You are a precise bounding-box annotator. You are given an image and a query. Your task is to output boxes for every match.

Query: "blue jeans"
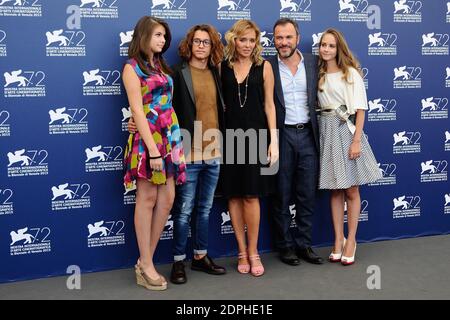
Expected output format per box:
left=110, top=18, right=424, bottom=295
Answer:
left=172, top=160, right=220, bottom=261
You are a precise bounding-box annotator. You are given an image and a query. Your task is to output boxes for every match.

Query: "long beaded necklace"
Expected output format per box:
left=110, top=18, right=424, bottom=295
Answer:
left=236, top=64, right=251, bottom=108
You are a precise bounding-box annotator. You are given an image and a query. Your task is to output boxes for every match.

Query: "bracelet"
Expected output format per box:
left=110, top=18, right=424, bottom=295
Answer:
left=149, top=155, right=162, bottom=159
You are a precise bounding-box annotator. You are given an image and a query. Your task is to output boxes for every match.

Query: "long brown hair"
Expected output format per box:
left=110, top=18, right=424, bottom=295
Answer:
left=178, top=24, right=224, bottom=67
left=224, top=19, right=264, bottom=68
left=318, top=28, right=361, bottom=91
left=128, top=16, right=172, bottom=75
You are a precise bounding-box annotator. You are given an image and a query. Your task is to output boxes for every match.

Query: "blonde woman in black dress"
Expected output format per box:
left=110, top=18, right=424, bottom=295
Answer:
left=221, top=20, right=278, bottom=277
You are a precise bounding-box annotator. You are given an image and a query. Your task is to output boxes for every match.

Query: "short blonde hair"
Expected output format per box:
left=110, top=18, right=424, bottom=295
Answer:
left=224, top=19, right=264, bottom=67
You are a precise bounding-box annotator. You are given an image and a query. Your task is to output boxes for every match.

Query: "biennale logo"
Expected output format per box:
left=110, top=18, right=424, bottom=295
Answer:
left=151, top=0, right=186, bottom=9
left=311, top=32, right=323, bottom=55
left=10, top=226, right=52, bottom=256
left=119, top=30, right=133, bottom=56
left=338, top=0, right=368, bottom=22
left=4, top=70, right=31, bottom=87
left=220, top=210, right=234, bottom=235
left=0, top=0, right=42, bottom=17
left=368, top=98, right=397, bottom=122
left=7, top=148, right=49, bottom=177
left=420, top=97, right=448, bottom=120
left=260, top=31, right=273, bottom=47
left=368, top=32, right=397, bottom=47
left=0, top=0, right=24, bottom=5
left=368, top=32, right=397, bottom=55
left=83, top=69, right=106, bottom=86
left=85, top=145, right=108, bottom=162
left=51, top=183, right=91, bottom=211
left=260, top=31, right=276, bottom=56
left=338, top=0, right=365, bottom=13
left=49, top=107, right=88, bottom=135
left=421, top=32, right=449, bottom=55
left=49, top=107, right=88, bottom=124
left=10, top=227, right=34, bottom=245
left=420, top=160, right=447, bottom=183
left=393, top=131, right=415, bottom=145
left=46, top=30, right=70, bottom=46
left=217, top=0, right=251, bottom=20
left=160, top=215, right=174, bottom=240
left=82, top=68, right=121, bottom=96
left=77, top=0, right=118, bottom=19
left=87, top=221, right=110, bottom=237
left=221, top=211, right=231, bottom=226
left=7, top=149, right=32, bottom=167
left=422, top=33, right=448, bottom=47
left=393, top=1, right=422, bottom=23
left=150, top=0, right=187, bottom=20
left=279, top=0, right=312, bottom=21
left=123, top=180, right=136, bottom=205
left=49, top=108, right=73, bottom=124
left=280, top=0, right=300, bottom=12
left=369, top=163, right=396, bottom=186
left=46, top=29, right=86, bottom=57
left=52, top=183, right=77, bottom=200
left=87, top=220, right=125, bottom=247
left=393, top=66, right=421, bottom=89
left=79, top=0, right=103, bottom=7
left=368, top=99, right=396, bottom=113
left=3, top=69, right=46, bottom=97
left=394, top=0, right=415, bottom=13
left=78, top=0, right=118, bottom=9
left=393, top=195, right=421, bottom=219
left=119, top=31, right=133, bottom=47
left=121, top=106, right=131, bottom=131
left=393, top=131, right=421, bottom=154
left=0, top=0, right=40, bottom=6
left=85, top=145, right=123, bottom=172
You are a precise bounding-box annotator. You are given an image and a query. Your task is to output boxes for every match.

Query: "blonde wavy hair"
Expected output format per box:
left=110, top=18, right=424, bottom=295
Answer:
left=224, top=19, right=264, bottom=67
left=318, top=28, right=361, bottom=91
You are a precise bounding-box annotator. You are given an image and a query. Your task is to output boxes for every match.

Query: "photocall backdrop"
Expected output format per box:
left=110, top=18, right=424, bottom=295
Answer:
left=1, top=0, right=449, bottom=283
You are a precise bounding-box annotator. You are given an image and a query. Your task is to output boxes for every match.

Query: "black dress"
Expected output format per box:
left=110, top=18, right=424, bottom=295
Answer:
left=221, top=61, right=275, bottom=198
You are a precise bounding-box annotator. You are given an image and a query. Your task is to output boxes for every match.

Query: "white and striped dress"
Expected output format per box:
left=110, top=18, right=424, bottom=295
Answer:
left=318, top=68, right=382, bottom=190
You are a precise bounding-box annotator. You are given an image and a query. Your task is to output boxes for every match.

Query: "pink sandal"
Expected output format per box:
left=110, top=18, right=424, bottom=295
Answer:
left=237, top=252, right=250, bottom=274
left=249, top=254, right=264, bottom=277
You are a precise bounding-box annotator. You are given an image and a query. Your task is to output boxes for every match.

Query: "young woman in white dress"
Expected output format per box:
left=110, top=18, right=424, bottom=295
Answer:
left=317, top=28, right=381, bottom=266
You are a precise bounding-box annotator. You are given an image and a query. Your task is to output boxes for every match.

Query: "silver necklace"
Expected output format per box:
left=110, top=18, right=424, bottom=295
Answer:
left=237, top=72, right=250, bottom=108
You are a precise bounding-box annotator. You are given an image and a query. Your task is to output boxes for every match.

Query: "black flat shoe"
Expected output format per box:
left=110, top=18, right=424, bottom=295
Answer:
left=279, top=247, right=301, bottom=266
left=297, top=247, right=324, bottom=265
left=170, top=261, right=187, bottom=284
left=191, top=255, right=226, bottom=275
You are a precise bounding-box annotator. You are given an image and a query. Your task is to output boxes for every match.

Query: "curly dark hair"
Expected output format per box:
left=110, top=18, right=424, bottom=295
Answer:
left=178, top=24, right=224, bottom=67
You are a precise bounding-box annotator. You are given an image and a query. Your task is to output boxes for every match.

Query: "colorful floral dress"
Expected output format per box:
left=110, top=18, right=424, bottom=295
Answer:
left=123, top=58, right=186, bottom=187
